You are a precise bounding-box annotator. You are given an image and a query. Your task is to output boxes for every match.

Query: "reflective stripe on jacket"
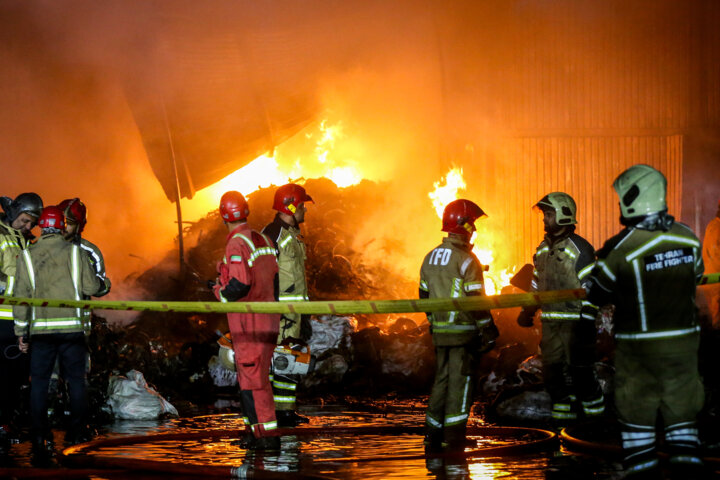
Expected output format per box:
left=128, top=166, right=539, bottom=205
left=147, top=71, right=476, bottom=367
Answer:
left=12, top=233, right=100, bottom=336
left=532, top=230, right=598, bottom=322
left=0, top=219, right=28, bottom=320
left=420, top=236, right=493, bottom=347
left=262, top=215, right=308, bottom=302
left=588, top=221, right=703, bottom=341
left=213, top=223, right=279, bottom=304
left=78, top=238, right=111, bottom=297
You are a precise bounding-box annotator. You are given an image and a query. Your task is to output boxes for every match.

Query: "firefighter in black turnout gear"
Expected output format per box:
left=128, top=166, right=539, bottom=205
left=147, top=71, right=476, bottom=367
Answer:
left=420, top=199, right=498, bottom=451
left=262, top=183, right=314, bottom=427
left=586, top=165, right=706, bottom=479
left=517, top=192, right=605, bottom=424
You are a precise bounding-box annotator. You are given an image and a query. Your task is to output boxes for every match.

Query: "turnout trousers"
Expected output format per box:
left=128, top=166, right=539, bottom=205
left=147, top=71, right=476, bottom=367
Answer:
left=29, top=332, right=87, bottom=440
left=615, top=339, right=704, bottom=477
left=425, top=345, right=475, bottom=446
left=540, top=321, right=604, bottom=421
left=272, top=314, right=302, bottom=412
left=229, top=312, right=279, bottom=438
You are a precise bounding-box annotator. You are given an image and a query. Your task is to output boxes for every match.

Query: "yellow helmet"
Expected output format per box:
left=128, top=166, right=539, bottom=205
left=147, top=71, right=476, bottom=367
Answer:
left=613, top=164, right=667, bottom=219
left=535, top=192, right=577, bottom=225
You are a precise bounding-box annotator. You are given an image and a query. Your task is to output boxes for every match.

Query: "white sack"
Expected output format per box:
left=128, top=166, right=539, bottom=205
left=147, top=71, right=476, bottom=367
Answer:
left=106, top=370, right=178, bottom=420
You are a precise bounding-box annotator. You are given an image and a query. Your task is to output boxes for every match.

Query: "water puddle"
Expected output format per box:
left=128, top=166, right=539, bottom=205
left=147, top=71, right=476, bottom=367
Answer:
left=2, top=405, right=626, bottom=479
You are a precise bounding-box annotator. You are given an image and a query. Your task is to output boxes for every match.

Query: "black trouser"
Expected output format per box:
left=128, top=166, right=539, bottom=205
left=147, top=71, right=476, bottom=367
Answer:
left=0, top=325, right=29, bottom=426
left=29, top=333, right=87, bottom=439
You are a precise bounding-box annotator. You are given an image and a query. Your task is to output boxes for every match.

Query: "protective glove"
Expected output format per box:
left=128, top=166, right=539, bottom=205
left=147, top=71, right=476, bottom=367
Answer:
left=517, top=308, right=536, bottom=327
left=220, top=278, right=251, bottom=302
left=475, top=320, right=499, bottom=354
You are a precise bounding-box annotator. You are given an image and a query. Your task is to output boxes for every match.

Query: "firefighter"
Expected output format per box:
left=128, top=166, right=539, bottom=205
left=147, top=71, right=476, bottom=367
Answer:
left=420, top=199, right=498, bottom=451
left=212, top=191, right=281, bottom=450
left=262, top=183, right=313, bottom=427
left=59, top=198, right=111, bottom=299
left=516, top=192, right=605, bottom=424
left=701, top=199, right=720, bottom=328
left=0, top=193, right=42, bottom=440
left=12, top=206, right=102, bottom=464
left=586, top=165, right=706, bottom=478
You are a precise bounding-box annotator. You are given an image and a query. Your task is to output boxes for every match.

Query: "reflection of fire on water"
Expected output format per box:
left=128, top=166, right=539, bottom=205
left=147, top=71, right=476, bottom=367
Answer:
left=428, top=167, right=514, bottom=295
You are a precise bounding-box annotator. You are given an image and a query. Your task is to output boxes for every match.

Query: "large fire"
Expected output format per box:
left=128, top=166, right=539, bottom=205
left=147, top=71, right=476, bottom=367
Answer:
left=428, top=167, right=514, bottom=295
left=183, top=119, right=513, bottom=298
left=180, top=120, right=364, bottom=220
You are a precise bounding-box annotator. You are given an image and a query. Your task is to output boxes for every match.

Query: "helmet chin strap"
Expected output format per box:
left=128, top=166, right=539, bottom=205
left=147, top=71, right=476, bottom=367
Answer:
left=621, top=210, right=674, bottom=231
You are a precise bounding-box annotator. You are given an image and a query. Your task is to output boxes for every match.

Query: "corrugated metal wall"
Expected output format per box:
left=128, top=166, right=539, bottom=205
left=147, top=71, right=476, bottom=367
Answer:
left=472, top=136, right=683, bottom=268
left=443, top=0, right=714, bottom=270
left=493, top=0, right=696, bottom=131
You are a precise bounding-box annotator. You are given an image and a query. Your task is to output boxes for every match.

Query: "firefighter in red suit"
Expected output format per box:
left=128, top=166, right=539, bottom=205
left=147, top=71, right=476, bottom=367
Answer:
left=212, top=191, right=281, bottom=450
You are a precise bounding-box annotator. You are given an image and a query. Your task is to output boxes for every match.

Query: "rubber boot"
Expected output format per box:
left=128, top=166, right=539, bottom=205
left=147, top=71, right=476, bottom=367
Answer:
left=276, top=410, right=309, bottom=427
left=31, top=436, right=54, bottom=468
left=231, top=432, right=257, bottom=449
left=443, top=426, right=473, bottom=452
left=423, top=428, right=443, bottom=453
left=252, top=436, right=280, bottom=451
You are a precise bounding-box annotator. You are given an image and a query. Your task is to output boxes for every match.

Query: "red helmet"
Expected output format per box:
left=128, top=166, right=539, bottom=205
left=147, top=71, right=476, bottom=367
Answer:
left=442, top=199, right=486, bottom=237
left=219, top=191, right=249, bottom=222
left=272, top=184, right=313, bottom=215
left=38, top=206, right=66, bottom=230
left=58, top=198, right=87, bottom=234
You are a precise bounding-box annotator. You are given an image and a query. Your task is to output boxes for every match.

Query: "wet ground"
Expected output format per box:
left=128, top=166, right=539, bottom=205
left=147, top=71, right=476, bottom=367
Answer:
left=0, top=400, right=637, bottom=479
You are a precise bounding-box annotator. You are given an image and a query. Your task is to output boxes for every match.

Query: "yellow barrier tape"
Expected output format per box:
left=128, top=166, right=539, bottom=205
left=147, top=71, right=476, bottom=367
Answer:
left=0, top=273, right=717, bottom=315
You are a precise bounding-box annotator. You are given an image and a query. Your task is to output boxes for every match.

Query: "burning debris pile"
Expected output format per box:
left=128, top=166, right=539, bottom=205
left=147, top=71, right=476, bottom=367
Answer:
left=76, top=178, right=546, bottom=423
left=82, top=179, right=431, bottom=416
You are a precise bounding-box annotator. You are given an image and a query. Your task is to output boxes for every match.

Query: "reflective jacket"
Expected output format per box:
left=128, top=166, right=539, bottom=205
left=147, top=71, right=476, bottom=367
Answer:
left=262, top=215, right=308, bottom=302
left=75, top=238, right=111, bottom=297
left=0, top=218, right=28, bottom=324
left=587, top=220, right=703, bottom=348
left=531, top=229, right=597, bottom=322
left=419, top=236, right=495, bottom=347
left=12, top=233, right=100, bottom=336
left=213, top=223, right=279, bottom=304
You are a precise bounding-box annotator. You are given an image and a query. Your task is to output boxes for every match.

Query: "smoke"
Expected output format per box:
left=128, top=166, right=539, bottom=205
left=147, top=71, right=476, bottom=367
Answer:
left=1, top=0, right=717, bottom=315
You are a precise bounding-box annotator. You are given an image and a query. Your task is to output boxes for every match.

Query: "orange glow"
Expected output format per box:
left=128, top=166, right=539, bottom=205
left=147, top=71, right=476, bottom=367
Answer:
left=182, top=119, right=363, bottom=220
left=429, top=167, right=512, bottom=296
left=428, top=167, right=466, bottom=218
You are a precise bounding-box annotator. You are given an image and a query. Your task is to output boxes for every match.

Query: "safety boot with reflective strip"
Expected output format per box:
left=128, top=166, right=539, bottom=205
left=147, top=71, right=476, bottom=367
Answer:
left=620, top=422, right=659, bottom=477
left=581, top=394, right=605, bottom=417
left=551, top=400, right=578, bottom=422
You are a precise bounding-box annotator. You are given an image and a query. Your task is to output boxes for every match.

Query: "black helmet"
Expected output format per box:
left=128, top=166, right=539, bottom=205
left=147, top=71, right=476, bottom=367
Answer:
left=1, top=193, right=44, bottom=223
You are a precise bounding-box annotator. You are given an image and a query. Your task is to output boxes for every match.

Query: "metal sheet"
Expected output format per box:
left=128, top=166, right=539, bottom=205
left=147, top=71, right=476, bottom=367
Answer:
left=470, top=135, right=683, bottom=270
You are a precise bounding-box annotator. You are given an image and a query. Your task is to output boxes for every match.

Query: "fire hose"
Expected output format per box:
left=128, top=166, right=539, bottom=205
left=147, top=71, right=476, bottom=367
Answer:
left=58, top=425, right=557, bottom=477
left=0, top=273, right=717, bottom=316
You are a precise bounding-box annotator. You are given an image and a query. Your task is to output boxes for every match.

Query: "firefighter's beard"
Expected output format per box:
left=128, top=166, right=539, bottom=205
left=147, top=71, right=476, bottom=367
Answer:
left=543, top=222, right=564, bottom=235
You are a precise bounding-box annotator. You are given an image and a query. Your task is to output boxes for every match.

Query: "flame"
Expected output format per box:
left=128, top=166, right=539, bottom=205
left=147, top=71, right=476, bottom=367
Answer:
left=205, top=154, right=286, bottom=195
left=183, top=119, right=363, bottom=220
left=428, top=167, right=514, bottom=297
left=313, top=119, right=342, bottom=164
left=428, top=167, right=466, bottom=218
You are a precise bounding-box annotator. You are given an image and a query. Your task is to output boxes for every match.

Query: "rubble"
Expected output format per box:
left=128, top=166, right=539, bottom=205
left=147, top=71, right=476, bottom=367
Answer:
left=66, top=179, right=609, bottom=428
